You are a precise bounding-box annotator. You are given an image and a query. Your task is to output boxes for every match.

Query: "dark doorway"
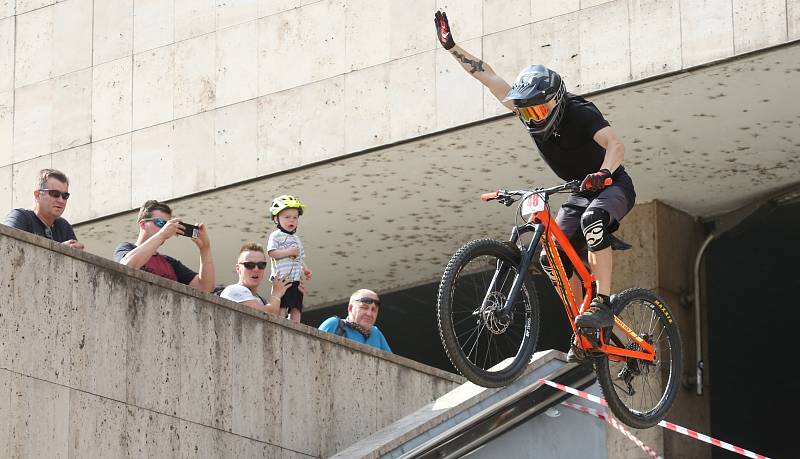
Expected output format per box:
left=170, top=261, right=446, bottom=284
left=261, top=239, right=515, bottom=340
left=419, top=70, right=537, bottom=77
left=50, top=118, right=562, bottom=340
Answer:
left=303, top=274, right=571, bottom=374
left=705, top=202, right=798, bottom=459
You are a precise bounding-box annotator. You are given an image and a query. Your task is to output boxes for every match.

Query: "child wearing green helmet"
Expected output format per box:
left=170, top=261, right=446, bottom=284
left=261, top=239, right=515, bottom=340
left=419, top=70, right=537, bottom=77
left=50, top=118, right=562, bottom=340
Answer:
left=267, top=194, right=312, bottom=323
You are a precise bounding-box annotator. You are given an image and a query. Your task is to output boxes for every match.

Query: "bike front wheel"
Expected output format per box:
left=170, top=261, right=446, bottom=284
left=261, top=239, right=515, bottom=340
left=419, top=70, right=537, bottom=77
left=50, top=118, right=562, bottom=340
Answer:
left=595, top=288, right=683, bottom=429
left=437, top=239, right=541, bottom=387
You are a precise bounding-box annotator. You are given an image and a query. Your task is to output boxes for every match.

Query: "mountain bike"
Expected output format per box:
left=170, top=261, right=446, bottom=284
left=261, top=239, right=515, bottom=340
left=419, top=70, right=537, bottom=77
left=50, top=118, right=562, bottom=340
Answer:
left=436, top=180, right=682, bottom=429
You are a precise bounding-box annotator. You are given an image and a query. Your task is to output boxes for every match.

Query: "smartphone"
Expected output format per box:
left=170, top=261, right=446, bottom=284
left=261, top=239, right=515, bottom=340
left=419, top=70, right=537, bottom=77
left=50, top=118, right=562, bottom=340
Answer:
left=179, top=222, right=200, bottom=238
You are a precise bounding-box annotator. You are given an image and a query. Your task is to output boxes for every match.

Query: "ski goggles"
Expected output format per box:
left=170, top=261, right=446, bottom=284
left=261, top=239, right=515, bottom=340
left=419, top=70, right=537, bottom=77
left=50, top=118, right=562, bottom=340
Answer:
left=517, top=103, right=552, bottom=123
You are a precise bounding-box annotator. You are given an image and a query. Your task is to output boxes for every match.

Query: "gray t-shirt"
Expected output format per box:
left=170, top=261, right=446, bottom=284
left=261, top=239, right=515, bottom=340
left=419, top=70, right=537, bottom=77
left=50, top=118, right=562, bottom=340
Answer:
left=220, top=284, right=264, bottom=305
left=266, top=229, right=305, bottom=281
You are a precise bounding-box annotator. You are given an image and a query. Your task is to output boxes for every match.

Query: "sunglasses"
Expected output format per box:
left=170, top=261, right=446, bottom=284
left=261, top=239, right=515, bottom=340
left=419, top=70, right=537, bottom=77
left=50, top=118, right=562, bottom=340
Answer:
left=239, top=261, right=268, bottom=270
left=141, top=217, right=167, bottom=228
left=356, top=297, right=381, bottom=306
left=39, top=189, right=70, bottom=200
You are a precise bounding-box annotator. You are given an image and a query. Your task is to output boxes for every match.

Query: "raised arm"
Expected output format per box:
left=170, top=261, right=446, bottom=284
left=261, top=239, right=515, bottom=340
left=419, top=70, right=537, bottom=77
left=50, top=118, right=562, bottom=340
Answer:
left=435, top=11, right=515, bottom=111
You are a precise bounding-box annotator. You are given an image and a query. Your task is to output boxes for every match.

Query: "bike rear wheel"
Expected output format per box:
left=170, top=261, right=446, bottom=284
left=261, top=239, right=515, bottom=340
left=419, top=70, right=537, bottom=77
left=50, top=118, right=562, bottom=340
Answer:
left=437, top=239, right=541, bottom=387
left=595, top=288, right=683, bottom=429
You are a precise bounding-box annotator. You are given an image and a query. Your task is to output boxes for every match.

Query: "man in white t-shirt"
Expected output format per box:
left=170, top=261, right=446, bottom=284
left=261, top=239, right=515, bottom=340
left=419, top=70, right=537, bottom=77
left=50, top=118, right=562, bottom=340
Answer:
left=220, top=242, right=292, bottom=315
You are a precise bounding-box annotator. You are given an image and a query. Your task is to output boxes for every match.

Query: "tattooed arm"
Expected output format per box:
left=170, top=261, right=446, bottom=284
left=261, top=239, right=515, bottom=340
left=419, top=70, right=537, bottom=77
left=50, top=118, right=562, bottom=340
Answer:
left=448, top=45, right=514, bottom=110
left=435, top=10, right=514, bottom=111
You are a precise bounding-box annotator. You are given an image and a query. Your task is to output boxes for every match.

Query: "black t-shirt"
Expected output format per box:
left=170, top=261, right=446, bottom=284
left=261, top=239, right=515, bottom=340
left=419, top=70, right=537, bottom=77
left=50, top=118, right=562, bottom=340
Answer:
left=113, top=242, right=197, bottom=285
left=531, top=94, right=621, bottom=181
left=2, top=208, right=77, bottom=242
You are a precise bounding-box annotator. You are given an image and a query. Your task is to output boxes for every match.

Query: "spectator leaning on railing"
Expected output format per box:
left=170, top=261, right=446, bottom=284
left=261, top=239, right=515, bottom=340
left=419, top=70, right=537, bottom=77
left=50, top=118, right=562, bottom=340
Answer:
left=3, top=168, right=84, bottom=250
left=113, top=200, right=215, bottom=292
left=319, top=289, right=392, bottom=353
left=218, top=242, right=296, bottom=315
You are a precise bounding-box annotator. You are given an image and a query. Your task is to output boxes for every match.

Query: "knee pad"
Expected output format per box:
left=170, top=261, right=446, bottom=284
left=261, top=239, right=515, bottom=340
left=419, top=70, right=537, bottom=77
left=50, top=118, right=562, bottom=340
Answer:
left=539, top=248, right=575, bottom=279
left=581, top=208, right=611, bottom=252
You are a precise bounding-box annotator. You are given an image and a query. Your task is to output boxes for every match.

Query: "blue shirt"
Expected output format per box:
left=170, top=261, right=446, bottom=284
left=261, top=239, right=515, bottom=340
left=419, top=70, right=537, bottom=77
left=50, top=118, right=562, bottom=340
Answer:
left=319, top=317, right=392, bottom=353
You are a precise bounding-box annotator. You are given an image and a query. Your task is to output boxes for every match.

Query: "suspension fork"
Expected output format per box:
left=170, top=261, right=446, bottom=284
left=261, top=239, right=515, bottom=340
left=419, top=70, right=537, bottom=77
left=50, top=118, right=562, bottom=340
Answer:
left=490, top=223, right=544, bottom=319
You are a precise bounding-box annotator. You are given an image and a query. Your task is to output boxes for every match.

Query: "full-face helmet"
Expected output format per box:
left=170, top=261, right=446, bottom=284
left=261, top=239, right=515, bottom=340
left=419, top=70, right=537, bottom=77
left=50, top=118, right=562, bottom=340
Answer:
left=503, top=65, right=567, bottom=140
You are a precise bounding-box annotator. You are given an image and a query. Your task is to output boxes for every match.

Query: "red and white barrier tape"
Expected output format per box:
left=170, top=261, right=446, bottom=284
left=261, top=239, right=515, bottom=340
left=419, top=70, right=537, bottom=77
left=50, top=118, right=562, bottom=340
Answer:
left=540, top=379, right=770, bottom=459
left=560, top=401, right=662, bottom=459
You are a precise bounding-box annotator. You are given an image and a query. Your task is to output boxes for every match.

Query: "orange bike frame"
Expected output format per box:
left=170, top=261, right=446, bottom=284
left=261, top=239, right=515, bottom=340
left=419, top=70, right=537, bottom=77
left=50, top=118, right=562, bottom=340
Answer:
left=530, top=206, right=655, bottom=362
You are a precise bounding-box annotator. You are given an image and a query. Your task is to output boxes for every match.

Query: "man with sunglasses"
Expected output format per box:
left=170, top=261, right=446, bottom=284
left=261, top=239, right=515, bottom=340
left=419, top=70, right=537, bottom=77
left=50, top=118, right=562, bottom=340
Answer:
left=435, top=12, right=636, bottom=340
left=3, top=168, right=84, bottom=250
left=113, top=200, right=215, bottom=292
left=318, top=289, right=392, bottom=353
left=219, top=242, right=295, bottom=315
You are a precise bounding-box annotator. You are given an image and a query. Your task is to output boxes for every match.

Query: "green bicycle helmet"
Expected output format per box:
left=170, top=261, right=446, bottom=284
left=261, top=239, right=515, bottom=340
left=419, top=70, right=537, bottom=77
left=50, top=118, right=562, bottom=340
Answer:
left=270, top=194, right=305, bottom=216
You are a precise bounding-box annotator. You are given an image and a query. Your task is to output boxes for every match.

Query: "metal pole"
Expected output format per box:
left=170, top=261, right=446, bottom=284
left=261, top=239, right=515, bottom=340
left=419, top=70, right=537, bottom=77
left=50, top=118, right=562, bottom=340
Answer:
left=693, top=233, right=715, bottom=396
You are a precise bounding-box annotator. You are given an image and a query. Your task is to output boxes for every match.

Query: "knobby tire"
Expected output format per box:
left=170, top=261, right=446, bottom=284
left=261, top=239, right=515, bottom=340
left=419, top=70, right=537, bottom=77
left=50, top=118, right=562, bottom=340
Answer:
left=595, top=288, right=683, bottom=429
left=437, top=239, right=541, bottom=387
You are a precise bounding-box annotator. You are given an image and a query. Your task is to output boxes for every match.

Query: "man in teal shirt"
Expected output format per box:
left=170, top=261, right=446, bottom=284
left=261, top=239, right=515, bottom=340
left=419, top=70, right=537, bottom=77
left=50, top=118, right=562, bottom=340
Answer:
left=319, top=289, right=392, bottom=353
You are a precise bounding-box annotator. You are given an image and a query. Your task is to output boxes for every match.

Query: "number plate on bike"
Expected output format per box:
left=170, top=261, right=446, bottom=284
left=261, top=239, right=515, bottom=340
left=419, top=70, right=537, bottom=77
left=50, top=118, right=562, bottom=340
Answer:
left=521, top=192, right=546, bottom=217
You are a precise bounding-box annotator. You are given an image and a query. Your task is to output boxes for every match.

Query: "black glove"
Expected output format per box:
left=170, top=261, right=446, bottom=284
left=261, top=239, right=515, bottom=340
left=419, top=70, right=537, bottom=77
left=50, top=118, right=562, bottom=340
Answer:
left=580, top=169, right=612, bottom=192
left=434, top=10, right=455, bottom=50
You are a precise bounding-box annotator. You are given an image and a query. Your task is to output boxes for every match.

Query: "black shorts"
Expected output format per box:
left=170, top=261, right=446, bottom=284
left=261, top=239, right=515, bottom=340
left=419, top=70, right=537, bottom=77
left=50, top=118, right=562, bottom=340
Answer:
left=280, top=281, right=304, bottom=312
left=556, top=171, right=636, bottom=257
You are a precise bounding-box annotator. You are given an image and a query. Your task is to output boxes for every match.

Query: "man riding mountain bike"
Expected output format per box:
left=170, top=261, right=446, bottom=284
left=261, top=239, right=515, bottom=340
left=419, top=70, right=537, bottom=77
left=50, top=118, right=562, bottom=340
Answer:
left=434, top=11, right=636, bottom=348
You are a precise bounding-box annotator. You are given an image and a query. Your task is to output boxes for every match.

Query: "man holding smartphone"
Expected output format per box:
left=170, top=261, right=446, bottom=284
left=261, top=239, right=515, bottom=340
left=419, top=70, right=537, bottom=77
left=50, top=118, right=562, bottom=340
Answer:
left=113, top=200, right=215, bottom=292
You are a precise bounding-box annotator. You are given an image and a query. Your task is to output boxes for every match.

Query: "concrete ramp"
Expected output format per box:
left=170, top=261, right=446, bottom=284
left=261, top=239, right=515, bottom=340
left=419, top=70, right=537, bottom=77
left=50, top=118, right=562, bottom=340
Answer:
left=332, top=350, right=609, bottom=458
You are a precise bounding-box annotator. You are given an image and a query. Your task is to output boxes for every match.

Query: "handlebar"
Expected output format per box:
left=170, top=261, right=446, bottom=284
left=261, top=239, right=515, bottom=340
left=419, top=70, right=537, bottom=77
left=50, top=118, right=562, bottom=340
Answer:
left=480, top=178, right=613, bottom=203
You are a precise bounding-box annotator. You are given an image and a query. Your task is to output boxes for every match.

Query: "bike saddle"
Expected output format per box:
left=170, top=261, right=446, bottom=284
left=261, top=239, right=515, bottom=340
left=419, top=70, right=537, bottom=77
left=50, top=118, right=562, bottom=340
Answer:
left=609, top=234, right=632, bottom=251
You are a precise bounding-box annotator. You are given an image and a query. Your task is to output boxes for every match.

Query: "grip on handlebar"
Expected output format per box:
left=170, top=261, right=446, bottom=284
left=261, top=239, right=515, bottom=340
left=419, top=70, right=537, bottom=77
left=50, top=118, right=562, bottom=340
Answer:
left=584, top=177, right=614, bottom=190
left=481, top=191, right=499, bottom=201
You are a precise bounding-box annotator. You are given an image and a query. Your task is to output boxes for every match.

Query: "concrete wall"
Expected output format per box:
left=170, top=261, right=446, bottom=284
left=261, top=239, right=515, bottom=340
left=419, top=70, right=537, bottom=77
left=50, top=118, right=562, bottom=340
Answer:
left=1, top=0, right=796, bottom=223
left=0, top=224, right=461, bottom=458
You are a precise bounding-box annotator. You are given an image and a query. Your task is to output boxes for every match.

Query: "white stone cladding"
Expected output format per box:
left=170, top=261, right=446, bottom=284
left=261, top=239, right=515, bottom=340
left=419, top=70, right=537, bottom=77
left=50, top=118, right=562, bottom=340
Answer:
left=0, top=0, right=795, bottom=223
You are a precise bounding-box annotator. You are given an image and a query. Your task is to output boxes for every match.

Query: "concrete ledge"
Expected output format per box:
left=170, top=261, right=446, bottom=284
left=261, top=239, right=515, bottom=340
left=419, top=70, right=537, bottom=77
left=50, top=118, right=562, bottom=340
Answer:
left=0, top=224, right=461, bottom=457
left=0, top=223, right=461, bottom=383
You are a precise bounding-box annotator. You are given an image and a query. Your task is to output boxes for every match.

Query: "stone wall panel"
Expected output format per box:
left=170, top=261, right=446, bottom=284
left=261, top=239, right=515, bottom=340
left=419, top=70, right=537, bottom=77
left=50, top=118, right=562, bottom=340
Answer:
left=12, top=78, right=53, bottom=163
left=258, top=1, right=346, bottom=95
left=215, top=99, right=258, bottom=187
left=52, top=0, right=92, bottom=79
left=681, top=0, right=734, bottom=67
left=131, top=122, right=175, bottom=205
left=173, top=111, right=215, bottom=197
left=174, top=33, right=217, bottom=119
left=132, top=45, right=175, bottom=130
left=51, top=69, right=92, bottom=153
left=90, top=134, right=132, bottom=218
left=174, top=0, right=215, bottom=42
left=579, top=0, right=631, bottom=92
left=484, top=0, right=530, bottom=35
left=0, top=16, right=13, bottom=93
left=92, top=0, right=133, bottom=65
left=14, top=5, right=53, bottom=88
left=215, top=21, right=259, bottom=109
left=92, top=56, right=134, bottom=142
left=0, top=164, right=10, bottom=217
left=629, top=0, right=682, bottom=79
left=0, top=89, right=12, bottom=166
left=133, top=0, right=175, bottom=53
left=531, top=12, right=581, bottom=91
left=125, top=286, right=182, bottom=416
left=732, top=0, right=788, bottom=54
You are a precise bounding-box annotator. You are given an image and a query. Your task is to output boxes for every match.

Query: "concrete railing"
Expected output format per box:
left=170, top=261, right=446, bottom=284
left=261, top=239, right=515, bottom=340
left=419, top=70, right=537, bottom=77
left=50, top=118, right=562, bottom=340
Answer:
left=0, top=224, right=461, bottom=457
